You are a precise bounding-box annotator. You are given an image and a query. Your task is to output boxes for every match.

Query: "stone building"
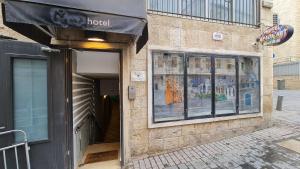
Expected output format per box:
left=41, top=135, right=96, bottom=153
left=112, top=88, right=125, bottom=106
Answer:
left=0, top=0, right=273, bottom=169
left=128, top=0, right=274, bottom=160
left=272, top=0, right=300, bottom=89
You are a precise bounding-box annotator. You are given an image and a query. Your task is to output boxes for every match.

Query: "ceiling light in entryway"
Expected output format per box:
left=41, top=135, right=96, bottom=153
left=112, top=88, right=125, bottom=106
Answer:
left=87, top=37, right=105, bottom=42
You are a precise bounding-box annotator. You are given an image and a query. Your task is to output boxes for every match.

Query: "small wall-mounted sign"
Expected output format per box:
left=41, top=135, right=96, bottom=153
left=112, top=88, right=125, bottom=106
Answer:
left=257, top=25, right=294, bottom=46
left=131, top=71, right=146, bottom=82
left=212, top=32, right=224, bottom=41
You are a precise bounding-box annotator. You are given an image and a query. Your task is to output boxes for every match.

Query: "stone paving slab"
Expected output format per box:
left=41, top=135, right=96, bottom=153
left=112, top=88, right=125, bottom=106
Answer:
left=277, top=139, right=300, bottom=154
left=128, top=125, right=300, bottom=169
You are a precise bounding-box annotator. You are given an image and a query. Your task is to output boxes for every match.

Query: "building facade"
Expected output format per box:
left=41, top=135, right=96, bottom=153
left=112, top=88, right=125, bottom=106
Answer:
left=0, top=0, right=274, bottom=169
left=272, top=0, right=300, bottom=89
left=127, top=0, right=274, bottom=160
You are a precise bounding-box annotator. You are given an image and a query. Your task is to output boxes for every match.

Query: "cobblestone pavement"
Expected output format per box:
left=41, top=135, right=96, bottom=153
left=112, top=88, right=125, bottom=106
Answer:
left=129, top=124, right=300, bottom=169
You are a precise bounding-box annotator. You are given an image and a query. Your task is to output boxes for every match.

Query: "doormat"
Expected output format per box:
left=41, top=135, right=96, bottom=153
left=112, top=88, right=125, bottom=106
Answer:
left=84, top=150, right=118, bottom=164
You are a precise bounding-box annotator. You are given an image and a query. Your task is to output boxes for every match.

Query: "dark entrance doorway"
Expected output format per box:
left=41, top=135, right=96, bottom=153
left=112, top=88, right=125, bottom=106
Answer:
left=71, top=50, right=121, bottom=169
left=0, top=40, right=68, bottom=169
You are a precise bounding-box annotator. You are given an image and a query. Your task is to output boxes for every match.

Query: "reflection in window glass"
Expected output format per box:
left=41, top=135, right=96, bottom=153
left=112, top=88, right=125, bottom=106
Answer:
left=153, top=52, right=185, bottom=122
left=215, top=57, right=236, bottom=115
left=187, top=55, right=212, bottom=117
left=239, top=57, right=260, bottom=114
left=13, top=59, right=48, bottom=142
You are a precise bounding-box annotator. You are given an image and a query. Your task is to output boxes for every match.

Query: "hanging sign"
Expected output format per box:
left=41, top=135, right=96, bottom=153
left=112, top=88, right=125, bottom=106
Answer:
left=257, top=25, right=294, bottom=46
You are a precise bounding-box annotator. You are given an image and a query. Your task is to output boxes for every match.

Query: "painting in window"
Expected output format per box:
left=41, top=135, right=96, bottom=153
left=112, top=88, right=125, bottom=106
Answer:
left=239, top=57, right=260, bottom=114
left=187, top=55, right=212, bottom=117
left=215, top=57, right=236, bottom=115
left=153, top=52, right=185, bottom=122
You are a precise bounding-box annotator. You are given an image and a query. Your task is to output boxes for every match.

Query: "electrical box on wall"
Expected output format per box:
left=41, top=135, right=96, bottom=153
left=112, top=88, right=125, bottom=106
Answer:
left=128, top=86, right=136, bottom=100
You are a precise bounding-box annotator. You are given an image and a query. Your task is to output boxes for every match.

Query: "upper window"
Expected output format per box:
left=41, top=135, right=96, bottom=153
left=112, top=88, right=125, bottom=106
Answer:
left=148, top=0, right=260, bottom=27
left=13, top=59, right=48, bottom=142
left=152, top=51, right=260, bottom=123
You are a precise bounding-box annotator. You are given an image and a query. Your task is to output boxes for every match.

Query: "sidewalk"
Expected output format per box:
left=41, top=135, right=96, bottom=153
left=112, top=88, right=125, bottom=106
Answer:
left=128, top=90, right=300, bottom=169
left=273, top=90, right=300, bottom=125
left=128, top=123, right=300, bottom=169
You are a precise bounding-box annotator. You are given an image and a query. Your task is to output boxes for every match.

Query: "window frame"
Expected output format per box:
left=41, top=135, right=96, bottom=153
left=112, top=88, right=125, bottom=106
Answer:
left=10, top=54, right=51, bottom=145
left=151, top=51, right=261, bottom=124
left=147, top=0, right=261, bottom=27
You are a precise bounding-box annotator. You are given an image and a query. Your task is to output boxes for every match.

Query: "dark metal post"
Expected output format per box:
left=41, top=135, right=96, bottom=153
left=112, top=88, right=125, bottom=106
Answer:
left=276, top=96, right=284, bottom=111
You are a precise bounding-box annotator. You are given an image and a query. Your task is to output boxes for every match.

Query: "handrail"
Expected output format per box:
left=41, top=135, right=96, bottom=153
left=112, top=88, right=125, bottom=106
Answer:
left=0, top=130, right=28, bottom=142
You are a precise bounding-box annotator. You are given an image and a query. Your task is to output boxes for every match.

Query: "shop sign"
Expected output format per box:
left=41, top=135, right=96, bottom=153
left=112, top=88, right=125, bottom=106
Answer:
left=213, top=32, right=224, bottom=41
left=257, top=25, right=294, bottom=46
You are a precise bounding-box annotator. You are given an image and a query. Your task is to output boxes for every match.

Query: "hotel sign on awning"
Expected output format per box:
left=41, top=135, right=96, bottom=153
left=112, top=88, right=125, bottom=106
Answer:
left=4, top=1, right=146, bottom=36
left=2, top=0, right=148, bottom=53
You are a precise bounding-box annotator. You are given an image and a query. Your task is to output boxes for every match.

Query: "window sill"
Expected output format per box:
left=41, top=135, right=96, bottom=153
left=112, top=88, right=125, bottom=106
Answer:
left=148, top=113, right=263, bottom=129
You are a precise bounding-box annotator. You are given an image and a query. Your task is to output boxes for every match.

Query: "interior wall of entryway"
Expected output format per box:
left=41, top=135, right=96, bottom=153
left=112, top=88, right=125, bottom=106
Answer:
left=61, top=42, right=132, bottom=167
left=76, top=50, right=119, bottom=76
left=71, top=50, right=121, bottom=168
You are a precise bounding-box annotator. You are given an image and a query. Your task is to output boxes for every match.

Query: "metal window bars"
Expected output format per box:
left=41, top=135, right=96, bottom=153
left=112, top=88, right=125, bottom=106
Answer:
left=147, top=0, right=261, bottom=27
left=0, top=130, right=31, bottom=169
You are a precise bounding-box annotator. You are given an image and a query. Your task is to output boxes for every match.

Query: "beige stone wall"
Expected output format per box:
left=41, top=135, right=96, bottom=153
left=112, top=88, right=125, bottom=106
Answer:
left=274, top=76, right=300, bottom=90
left=272, top=0, right=300, bottom=63
left=127, top=6, right=274, bottom=160
left=0, top=6, right=32, bottom=42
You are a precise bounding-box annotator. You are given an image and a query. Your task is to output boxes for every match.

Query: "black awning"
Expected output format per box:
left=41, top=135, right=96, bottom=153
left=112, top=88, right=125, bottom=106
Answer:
left=2, top=0, right=148, bottom=53
left=18, top=0, right=147, bottom=19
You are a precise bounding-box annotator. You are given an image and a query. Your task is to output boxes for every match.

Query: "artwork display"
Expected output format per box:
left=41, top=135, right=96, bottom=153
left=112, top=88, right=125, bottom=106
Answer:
left=152, top=51, right=261, bottom=123
left=153, top=53, right=185, bottom=122
left=187, top=56, right=212, bottom=117
left=215, top=58, right=237, bottom=115
left=239, top=57, right=260, bottom=114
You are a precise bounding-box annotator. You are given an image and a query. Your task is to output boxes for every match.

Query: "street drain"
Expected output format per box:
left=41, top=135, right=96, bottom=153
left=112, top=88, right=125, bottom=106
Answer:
left=277, top=139, right=300, bottom=154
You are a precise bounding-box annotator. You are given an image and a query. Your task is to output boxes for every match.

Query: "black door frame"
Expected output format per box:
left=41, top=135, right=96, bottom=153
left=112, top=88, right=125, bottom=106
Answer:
left=65, top=49, right=125, bottom=169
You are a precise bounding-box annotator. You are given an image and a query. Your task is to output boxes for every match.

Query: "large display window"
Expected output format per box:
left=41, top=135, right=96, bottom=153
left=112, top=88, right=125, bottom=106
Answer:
left=153, top=53, right=185, bottom=122
left=215, top=57, right=237, bottom=116
left=152, top=51, right=261, bottom=123
left=187, top=55, right=212, bottom=118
